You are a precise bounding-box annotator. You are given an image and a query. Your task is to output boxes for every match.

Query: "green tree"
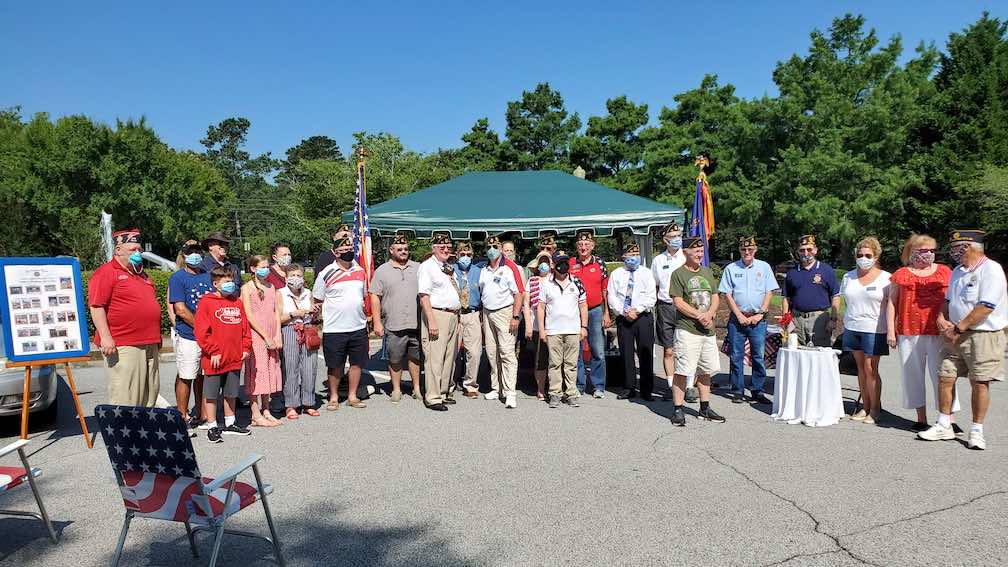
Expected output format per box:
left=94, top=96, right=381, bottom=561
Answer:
left=500, top=83, right=581, bottom=170
left=459, top=118, right=500, bottom=171
left=570, top=95, right=649, bottom=180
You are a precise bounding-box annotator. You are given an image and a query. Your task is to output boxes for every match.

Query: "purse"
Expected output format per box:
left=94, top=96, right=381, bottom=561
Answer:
left=291, top=293, right=322, bottom=350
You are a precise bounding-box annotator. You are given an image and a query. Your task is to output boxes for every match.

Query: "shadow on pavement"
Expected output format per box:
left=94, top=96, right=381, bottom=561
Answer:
left=0, top=518, right=73, bottom=561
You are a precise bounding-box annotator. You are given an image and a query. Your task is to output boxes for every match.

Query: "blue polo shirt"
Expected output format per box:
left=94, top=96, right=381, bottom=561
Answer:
left=199, top=255, right=242, bottom=284
left=784, top=261, right=839, bottom=313
left=455, top=262, right=484, bottom=310
left=718, top=259, right=779, bottom=313
left=167, top=268, right=215, bottom=340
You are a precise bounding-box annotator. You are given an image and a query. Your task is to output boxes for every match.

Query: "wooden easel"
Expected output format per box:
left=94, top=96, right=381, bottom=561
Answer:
left=7, top=356, right=93, bottom=449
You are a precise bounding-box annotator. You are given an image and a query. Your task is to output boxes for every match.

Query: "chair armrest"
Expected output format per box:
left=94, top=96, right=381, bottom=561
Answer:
left=203, top=453, right=263, bottom=493
left=0, top=439, right=29, bottom=458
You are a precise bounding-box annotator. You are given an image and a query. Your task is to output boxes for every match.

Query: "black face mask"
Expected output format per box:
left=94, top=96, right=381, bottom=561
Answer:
left=339, top=251, right=355, bottom=262
left=555, top=262, right=570, bottom=274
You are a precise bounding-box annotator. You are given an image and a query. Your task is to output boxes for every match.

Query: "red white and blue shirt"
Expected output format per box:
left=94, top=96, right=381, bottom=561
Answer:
left=312, top=261, right=367, bottom=333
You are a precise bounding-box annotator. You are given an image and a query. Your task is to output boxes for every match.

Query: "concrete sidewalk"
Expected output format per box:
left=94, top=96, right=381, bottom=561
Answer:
left=1, top=346, right=1005, bottom=566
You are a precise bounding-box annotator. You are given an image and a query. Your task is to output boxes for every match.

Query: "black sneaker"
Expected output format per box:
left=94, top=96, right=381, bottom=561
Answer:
left=751, top=393, right=772, bottom=405
left=670, top=407, right=686, bottom=427
left=222, top=423, right=251, bottom=436
left=699, top=407, right=726, bottom=423
left=562, top=396, right=580, bottom=408
left=207, top=427, right=223, bottom=443
left=731, top=393, right=746, bottom=404
left=661, top=390, right=673, bottom=401
left=684, top=387, right=699, bottom=403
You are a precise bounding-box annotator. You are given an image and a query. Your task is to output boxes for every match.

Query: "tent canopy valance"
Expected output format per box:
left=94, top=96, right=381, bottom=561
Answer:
left=341, top=170, right=685, bottom=239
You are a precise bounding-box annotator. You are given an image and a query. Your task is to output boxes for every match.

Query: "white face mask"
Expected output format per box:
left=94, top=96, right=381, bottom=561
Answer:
left=277, top=255, right=292, bottom=267
left=856, top=256, right=875, bottom=270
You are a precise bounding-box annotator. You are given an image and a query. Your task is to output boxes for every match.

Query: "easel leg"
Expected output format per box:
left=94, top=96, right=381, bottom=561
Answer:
left=20, top=366, right=32, bottom=439
left=63, top=363, right=93, bottom=449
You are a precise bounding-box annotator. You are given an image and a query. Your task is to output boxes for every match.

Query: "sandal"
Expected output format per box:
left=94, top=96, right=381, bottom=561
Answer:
left=305, top=408, right=321, bottom=417
left=536, top=391, right=545, bottom=401
left=325, top=399, right=340, bottom=411
left=347, top=399, right=367, bottom=409
left=251, top=417, right=278, bottom=427
left=285, top=408, right=299, bottom=420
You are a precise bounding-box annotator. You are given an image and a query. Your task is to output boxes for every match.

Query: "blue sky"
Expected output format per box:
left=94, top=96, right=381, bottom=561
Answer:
left=2, top=1, right=1004, bottom=161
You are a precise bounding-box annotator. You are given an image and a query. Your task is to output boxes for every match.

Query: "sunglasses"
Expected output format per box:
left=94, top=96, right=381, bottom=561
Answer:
left=915, top=248, right=936, bottom=254
left=459, top=253, right=473, bottom=258
left=117, top=234, right=142, bottom=245
left=856, top=253, right=874, bottom=259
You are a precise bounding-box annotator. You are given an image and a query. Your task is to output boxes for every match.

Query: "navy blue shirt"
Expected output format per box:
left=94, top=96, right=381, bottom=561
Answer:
left=199, top=255, right=242, bottom=284
left=784, top=261, right=840, bottom=313
left=167, top=268, right=215, bottom=340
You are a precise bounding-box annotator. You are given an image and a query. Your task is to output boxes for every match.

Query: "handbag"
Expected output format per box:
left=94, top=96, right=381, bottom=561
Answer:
left=291, top=293, right=322, bottom=350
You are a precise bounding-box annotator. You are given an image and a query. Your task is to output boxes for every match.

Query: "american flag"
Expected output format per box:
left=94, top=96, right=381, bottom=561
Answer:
left=353, top=150, right=374, bottom=316
left=94, top=405, right=258, bottom=522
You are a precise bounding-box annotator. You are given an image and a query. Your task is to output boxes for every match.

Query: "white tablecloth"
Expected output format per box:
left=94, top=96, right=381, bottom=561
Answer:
left=771, top=347, right=845, bottom=427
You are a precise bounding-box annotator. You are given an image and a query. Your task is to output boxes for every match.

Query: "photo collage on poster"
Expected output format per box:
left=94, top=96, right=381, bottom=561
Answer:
left=5, top=264, right=83, bottom=357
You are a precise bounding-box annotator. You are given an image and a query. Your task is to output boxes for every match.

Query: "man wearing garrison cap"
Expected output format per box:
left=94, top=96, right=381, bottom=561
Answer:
left=569, top=230, right=611, bottom=398
left=652, top=222, right=688, bottom=401
left=782, top=234, right=841, bottom=347
left=417, top=231, right=462, bottom=411
left=370, top=233, right=422, bottom=402
left=606, top=240, right=657, bottom=401
left=718, top=234, right=778, bottom=405
left=452, top=240, right=484, bottom=399
left=88, top=227, right=163, bottom=406
left=479, top=235, right=527, bottom=408
left=918, top=230, right=1007, bottom=450
left=315, top=224, right=352, bottom=275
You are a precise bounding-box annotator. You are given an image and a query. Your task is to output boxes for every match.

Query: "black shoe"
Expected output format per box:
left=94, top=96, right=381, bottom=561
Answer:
left=222, top=423, right=251, bottom=436
left=640, top=391, right=654, bottom=402
left=952, top=423, right=964, bottom=434
left=699, top=407, right=726, bottom=423
left=751, top=393, right=772, bottom=405
left=670, top=408, right=686, bottom=427
left=617, top=389, right=637, bottom=400
left=684, top=387, right=699, bottom=403
left=912, top=422, right=930, bottom=432
left=207, top=427, right=223, bottom=443
left=443, top=397, right=457, bottom=405
left=661, top=390, right=673, bottom=402
left=731, top=393, right=745, bottom=404
left=428, top=403, right=448, bottom=411
left=188, top=416, right=205, bottom=430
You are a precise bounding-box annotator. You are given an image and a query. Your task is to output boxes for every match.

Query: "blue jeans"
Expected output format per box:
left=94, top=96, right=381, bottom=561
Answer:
left=727, top=315, right=767, bottom=395
left=576, top=306, right=607, bottom=392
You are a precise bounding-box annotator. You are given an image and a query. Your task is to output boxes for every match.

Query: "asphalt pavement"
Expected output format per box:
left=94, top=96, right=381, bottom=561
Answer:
left=1, top=344, right=1006, bottom=567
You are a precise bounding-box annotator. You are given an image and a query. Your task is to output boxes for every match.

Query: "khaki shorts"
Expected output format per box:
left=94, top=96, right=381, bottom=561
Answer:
left=674, top=329, right=721, bottom=376
left=940, top=330, right=1006, bottom=383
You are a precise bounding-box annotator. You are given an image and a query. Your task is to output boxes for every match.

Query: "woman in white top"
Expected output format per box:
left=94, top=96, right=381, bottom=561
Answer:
left=279, top=263, right=320, bottom=419
left=840, top=236, right=891, bottom=425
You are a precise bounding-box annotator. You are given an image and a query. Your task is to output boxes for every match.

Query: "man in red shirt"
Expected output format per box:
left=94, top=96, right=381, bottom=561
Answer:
left=88, top=228, right=164, bottom=406
left=569, top=231, right=611, bottom=398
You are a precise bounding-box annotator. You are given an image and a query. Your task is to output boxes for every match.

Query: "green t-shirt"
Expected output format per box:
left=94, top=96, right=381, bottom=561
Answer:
left=668, top=265, right=719, bottom=336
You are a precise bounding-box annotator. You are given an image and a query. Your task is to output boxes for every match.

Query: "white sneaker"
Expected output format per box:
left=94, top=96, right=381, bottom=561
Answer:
left=917, top=423, right=956, bottom=441
left=967, top=431, right=986, bottom=450
left=484, top=391, right=499, bottom=401
left=593, top=390, right=605, bottom=399
left=504, top=393, right=517, bottom=409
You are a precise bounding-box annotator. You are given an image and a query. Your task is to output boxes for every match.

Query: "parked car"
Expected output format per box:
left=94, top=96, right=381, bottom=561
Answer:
left=0, top=323, right=58, bottom=420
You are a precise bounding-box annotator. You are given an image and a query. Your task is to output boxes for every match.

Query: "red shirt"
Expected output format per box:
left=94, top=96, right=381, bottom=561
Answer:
left=569, top=255, right=609, bottom=309
left=266, top=267, right=286, bottom=290
left=891, top=264, right=951, bottom=336
left=88, top=259, right=162, bottom=347
left=194, top=293, right=252, bottom=374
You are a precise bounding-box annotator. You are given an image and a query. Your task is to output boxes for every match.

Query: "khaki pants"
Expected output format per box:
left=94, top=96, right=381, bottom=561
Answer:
left=795, top=310, right=831, bottom=347
left=422, top=309, right=458, bottom=405
left=105, top=344, right=161, bottom=407
left=547, top=334, right=579, bottom=398
left=456, top=310, right=482, bottom=393
left=483, top=306, right=517, bottom=396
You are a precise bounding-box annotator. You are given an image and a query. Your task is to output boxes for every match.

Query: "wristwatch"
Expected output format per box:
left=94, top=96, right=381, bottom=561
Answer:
left=512, top=315, right=520, bottom=321
left=953, top=324, right=963, bottom=335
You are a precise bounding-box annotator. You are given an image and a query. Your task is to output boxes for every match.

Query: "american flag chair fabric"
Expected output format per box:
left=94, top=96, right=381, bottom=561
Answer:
left=0, top=438, right=58, bottom=544
left=95, top=405, right=286, bottom=567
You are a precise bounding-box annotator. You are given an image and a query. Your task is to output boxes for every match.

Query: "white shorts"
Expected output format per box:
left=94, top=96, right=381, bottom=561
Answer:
left=173, top=334, right=202, bottom=381
left=674, top=329, right=720, bottom=376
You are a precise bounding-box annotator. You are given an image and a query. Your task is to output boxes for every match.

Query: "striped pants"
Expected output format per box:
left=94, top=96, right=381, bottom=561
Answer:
left=281, top=325, right=319, bottom=408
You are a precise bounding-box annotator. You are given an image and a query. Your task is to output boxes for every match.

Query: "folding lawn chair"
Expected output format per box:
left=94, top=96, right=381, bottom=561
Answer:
left=0, top=438, right=58, bottom=543
left=94, top=404, right=285, bottom=567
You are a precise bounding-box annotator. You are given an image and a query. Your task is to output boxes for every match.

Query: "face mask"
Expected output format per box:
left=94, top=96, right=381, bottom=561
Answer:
left=287, top=275, right=304, bottom=289
left=184, top=253, right=202, bottom=266
left=555, top=262, right=570, bottom=274
left=665, top=237, right=683, bottom=250
left=856, top=256, right=875, bottom=270
left=129, top=251, right=143, bottom=266
left=538, top=262, right=550, bottom=275
left=255, top=267, right=270, bottom=279
left=799, top=253, right=814, bottom=264
left=949, top=246, right=966, bottom=264
left=221, top=281, right=237, bottom=295
left=339, top=251, right=355, bottom=262
left=910, top=250, right=934, bottom=268
left=487, top=248, right=502, bottom=261
left=624, top=256, right=641, bottom=271
left=503, top=250, right=515, bottom=261
left=277, top=255, right=291, bottom=267
left=457, top=256, right=472, bottom=269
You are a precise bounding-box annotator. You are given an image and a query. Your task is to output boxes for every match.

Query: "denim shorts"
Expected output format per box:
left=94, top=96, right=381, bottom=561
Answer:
left=842, top=330, right=889, bottom=356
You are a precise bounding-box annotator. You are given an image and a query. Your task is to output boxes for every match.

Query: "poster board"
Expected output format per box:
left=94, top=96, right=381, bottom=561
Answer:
left=0, top=257, right=91, bottom=363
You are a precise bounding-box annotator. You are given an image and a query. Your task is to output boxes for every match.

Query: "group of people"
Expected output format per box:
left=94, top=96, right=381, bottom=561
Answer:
left=87, top=222, right=1005, bottom=450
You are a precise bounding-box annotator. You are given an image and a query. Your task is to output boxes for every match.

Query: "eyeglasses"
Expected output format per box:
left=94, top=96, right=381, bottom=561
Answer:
left=117, top=234, right=142, bottom=245
left=915, top=248, right=936, bottom=254
left=855, top=253, right=874, bottom=259
left=740, top=247, right=756, bottom=252
left=798, top=247, right=814, bottom=254
left=459, top=253, right=473, bottom=258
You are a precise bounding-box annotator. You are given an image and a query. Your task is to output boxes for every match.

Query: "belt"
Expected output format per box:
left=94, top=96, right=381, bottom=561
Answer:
left=658, top=300, right=675, bottom=306
left=794, top=310, right=827, bottom=318
left=433, top=307, right=460, bottom=314
left=460, top=307, right=476, bottom=315
left=482, top=305, right=513, bottom=313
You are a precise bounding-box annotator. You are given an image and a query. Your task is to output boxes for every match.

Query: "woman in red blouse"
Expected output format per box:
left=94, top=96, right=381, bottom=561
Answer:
left=886, top=234, right=961, bottom=431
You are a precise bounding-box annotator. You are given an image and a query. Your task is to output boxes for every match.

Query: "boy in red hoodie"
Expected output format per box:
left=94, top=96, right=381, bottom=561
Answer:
left=195, top=266, right=253, bottom=443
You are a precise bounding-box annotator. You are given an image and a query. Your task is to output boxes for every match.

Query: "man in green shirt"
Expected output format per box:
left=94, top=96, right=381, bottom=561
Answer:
left=667, top=236, right=726, bottom=426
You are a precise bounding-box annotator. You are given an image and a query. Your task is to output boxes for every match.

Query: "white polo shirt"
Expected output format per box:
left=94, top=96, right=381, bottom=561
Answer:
left=652, top=249, right=686, bottom=303
left=539, top=275, right=586, bottom=336
left=947, top=257, right=1008, bottom=331
left=312, top=261, right=367, bottom=333
left=479, top=258, right=524, bottom=311
left=418, top=256, right=461, bottom=310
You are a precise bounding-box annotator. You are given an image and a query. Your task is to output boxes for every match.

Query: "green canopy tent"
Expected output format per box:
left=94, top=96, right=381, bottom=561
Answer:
left=341, top=170, right=684, bottom=240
